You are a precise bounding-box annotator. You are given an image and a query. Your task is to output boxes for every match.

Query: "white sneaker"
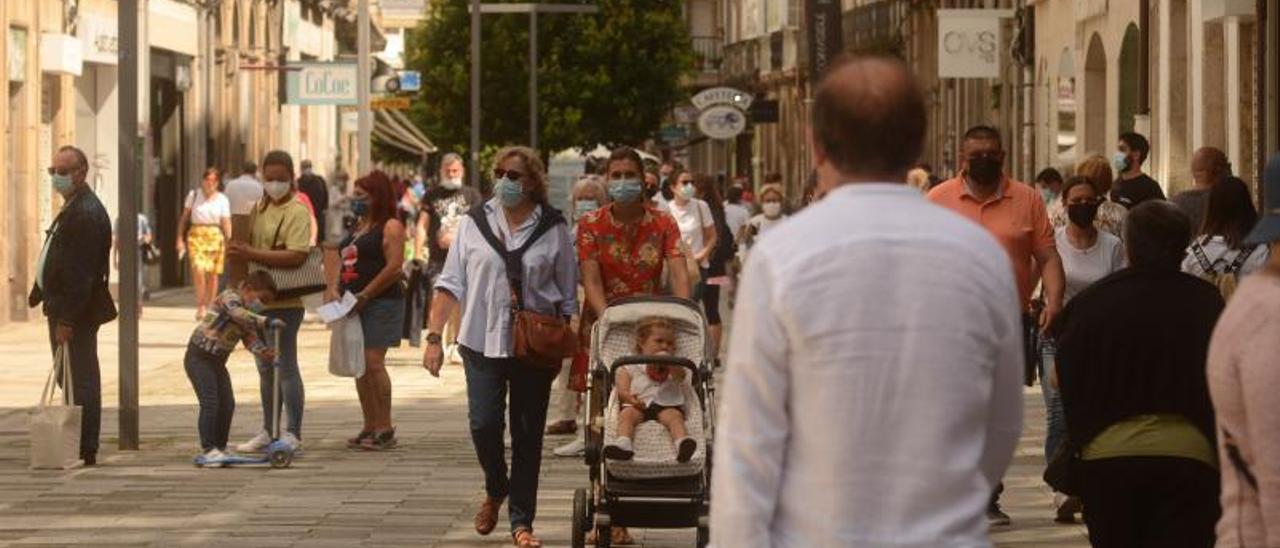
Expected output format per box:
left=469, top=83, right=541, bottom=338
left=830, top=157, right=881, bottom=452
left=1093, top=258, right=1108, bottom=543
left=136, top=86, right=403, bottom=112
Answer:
left=445, top=344, right=462, bottom=365
left=236, top=430, right=272, bottom=452
left=554, top=438, right=586, bottom=457
left=199, top=448, right=226, bottom=468
left=281, top=432, right=302, bottom=452
left=603, top=437, right=635, bottom=461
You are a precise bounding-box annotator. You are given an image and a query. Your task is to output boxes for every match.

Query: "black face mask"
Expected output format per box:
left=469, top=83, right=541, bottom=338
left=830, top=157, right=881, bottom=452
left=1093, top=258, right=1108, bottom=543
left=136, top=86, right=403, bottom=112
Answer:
left=967, top=156, right=1003, bottom=186
left=1067, top=201, right=1101, bottom=227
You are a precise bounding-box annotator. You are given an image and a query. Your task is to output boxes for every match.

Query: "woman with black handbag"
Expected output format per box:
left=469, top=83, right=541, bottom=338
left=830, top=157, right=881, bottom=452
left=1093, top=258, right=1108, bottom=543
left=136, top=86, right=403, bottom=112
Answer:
left=421, top=146, right=578, bottom=548
left=226, top=150, right=313, bottom=453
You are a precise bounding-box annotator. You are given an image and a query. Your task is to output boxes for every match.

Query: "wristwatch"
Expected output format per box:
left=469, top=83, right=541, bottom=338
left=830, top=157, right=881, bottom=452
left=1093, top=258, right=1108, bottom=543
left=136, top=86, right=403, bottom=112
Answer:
left=426, top=332, right=443, bottom=345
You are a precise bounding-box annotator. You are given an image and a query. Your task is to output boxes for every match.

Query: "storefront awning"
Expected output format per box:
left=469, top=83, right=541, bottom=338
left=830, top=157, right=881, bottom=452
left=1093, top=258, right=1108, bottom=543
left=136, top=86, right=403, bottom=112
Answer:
left=373, top=108, right=436, bottom=156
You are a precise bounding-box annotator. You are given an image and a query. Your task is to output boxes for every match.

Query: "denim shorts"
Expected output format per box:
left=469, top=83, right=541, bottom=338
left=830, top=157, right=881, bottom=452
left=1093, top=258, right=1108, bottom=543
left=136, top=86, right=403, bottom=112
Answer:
left=359, top=297, right=404, bottom=349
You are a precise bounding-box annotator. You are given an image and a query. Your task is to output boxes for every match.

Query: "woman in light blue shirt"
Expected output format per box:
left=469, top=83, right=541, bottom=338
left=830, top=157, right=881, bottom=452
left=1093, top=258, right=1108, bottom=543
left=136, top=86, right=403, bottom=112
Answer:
left=421, top=146, right=577, bottom=548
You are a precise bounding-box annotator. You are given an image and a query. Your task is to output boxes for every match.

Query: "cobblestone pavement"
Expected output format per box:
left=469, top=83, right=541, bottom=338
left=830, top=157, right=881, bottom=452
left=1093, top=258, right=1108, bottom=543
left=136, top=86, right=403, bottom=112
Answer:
left=0, top=290, right=1088, bottom=547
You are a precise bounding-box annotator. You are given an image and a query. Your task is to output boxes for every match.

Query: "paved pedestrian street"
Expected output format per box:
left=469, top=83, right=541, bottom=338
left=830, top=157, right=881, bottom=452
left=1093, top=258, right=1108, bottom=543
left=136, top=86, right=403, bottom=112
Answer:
left=0, top=291, right=1088, bottom=547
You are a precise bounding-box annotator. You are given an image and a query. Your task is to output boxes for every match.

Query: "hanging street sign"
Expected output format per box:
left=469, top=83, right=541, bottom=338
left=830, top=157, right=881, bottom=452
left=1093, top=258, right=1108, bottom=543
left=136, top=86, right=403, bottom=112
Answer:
left=697, top=105, right=747, bottom=140
left=399, top=70, right=422, bottom=92
left=371, top=96, right=412, bottom=110
left=691, top=87, right=753, bottom=111
left=285, top=62, right=358, bottom=105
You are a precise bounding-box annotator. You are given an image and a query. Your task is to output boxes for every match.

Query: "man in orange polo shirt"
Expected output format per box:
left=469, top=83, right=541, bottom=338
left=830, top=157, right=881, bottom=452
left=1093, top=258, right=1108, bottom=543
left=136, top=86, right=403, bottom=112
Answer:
left=929, top=125, right=1066, bottom=527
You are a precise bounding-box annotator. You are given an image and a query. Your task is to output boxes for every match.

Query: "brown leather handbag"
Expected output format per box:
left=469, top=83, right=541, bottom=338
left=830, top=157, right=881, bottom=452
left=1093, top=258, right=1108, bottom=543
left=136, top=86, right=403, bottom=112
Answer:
left=512, top=305, right=577, bottom=369
left=468, top=206, right=577, bottom=369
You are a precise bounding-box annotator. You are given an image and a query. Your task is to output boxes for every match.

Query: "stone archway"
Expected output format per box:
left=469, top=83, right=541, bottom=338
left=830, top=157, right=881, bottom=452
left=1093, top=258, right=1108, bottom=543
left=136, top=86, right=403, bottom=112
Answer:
left=1084, top=33, right=1107, bottom=155
left=1118, top=23, right=1141, bottom=134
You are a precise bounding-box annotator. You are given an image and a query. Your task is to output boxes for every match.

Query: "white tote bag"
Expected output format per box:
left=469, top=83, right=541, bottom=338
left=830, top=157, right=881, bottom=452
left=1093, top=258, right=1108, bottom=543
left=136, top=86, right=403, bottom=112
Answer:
left=28, top=345, right=82, bottom=469
left=328, top=316, right=366, bottom=378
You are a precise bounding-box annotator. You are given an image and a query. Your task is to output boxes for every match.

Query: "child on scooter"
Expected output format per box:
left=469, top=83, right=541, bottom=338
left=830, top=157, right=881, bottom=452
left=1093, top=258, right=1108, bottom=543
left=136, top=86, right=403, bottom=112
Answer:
left=184, top=271, right=277, bottom=467
left=604, top=316, right=698, bottom=463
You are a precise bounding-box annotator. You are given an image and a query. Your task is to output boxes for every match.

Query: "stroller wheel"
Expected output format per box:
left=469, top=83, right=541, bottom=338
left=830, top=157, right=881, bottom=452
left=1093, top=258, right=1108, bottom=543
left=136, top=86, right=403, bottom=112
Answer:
left=572, top=488, right=589, bottom=548
left=696, top=525, right=709, bottom=547
left=594, top=513, right=611, bottom=548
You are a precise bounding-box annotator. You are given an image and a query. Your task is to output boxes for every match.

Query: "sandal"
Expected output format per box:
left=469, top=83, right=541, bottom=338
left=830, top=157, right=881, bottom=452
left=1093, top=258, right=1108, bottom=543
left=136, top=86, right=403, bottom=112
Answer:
left=512, top=528, right=543, bottom=547
left=346, top=430, right=372, bottom=448
left=358, top=429, right=397, bottom=451
left=612, top=526, right=635, bottom=545
left=475, top=496, right=504, bottom=535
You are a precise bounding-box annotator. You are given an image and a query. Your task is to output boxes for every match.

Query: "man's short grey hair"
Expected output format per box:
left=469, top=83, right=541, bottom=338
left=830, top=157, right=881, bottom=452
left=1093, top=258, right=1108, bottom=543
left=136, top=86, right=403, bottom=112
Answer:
left=439, top=153, right=464, bottom=173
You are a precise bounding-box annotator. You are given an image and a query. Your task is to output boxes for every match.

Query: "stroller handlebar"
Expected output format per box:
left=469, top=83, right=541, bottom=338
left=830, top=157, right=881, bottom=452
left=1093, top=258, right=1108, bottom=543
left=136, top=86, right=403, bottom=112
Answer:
left=608, top=355, right=700, bottom=376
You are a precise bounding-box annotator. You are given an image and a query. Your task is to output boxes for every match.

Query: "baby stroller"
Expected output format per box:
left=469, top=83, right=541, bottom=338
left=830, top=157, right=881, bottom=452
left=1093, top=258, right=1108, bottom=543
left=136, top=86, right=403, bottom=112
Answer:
left=571, top=296, right=716, bottom=548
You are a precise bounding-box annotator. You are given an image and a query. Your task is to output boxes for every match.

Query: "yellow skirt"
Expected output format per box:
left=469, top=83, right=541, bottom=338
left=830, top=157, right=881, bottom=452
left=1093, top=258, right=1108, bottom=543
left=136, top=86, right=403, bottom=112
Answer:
left=187, top=225, right=226, bottom=274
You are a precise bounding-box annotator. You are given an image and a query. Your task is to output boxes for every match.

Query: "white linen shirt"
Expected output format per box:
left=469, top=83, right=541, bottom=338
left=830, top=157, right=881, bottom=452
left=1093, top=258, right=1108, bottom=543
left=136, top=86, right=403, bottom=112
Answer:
left=711, top=183, right=1024, bottom=548
left=435, top=199, right=579, bottom=359
left=224, top=175, right=264, bottom=216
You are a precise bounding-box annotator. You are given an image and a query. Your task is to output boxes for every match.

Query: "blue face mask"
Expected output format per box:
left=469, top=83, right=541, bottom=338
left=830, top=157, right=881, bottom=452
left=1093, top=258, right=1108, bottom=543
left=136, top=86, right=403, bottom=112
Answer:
left=1112, top=152, right=1130, bottom=174
left=496, top=177, right=526, bottom=208
left=608, top=178, right=644, bottom=203
left=246, top=298, right=265, bottom=313
left=51, top=174, right=75, bottom=195
left=350, top=198, right=369, bottom=217
left=1040, top=188, right=1057, bottom=204
left=574, top=199, right=600, bottom=220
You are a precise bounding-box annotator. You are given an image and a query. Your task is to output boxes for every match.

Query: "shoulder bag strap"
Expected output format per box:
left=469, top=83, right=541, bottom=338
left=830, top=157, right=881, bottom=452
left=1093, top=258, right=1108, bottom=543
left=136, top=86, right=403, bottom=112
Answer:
left=270, top=216, right=287, bottom=249
left=1225, top=245, right=1258, bottom=274
left=467, top=206, right=565, bottom=311
left=1191, top=240, right=1218, bottom=273
left=1221, top=427, right=1259, bottom=489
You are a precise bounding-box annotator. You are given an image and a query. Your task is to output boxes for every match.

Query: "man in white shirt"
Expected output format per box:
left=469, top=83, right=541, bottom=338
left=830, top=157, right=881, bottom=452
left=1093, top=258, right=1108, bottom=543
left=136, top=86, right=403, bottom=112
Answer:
left=223, top=161, right=263, bottom=215
left=711, top=55, right=1024, bottom=548
left=722, top=185, right=752, bottom=240
left=222, top=162, right=262, bottom=287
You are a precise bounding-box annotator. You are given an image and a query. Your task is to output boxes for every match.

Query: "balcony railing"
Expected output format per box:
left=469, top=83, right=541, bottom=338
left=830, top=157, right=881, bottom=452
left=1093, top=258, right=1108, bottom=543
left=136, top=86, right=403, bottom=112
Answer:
left=691, top=35, right=723, bottom=73
left=723, top=40, right=758, bottom=80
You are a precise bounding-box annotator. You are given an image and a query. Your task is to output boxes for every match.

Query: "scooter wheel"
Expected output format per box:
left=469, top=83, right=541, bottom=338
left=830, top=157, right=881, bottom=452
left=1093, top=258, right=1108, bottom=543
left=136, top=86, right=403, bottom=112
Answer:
left=269, top=449, right=293, bottom=468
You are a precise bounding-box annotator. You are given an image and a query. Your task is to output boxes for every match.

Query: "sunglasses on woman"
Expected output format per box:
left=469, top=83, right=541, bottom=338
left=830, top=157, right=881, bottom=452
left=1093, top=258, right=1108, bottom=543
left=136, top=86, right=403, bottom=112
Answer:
left=493, top=168, right=525, bottom=181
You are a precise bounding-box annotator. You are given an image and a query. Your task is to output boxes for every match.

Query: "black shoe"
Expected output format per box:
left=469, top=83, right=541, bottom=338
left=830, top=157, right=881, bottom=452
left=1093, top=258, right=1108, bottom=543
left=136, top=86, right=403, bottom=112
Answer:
left=81, top=453, right=97, bottom=466
left=987, top=503, right=1011, bottom=526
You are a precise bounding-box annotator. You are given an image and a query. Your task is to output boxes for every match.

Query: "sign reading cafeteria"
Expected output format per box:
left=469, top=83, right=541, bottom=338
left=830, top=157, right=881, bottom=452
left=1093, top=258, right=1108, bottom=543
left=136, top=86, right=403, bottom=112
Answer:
left=285, top=62, right=359, bottom=106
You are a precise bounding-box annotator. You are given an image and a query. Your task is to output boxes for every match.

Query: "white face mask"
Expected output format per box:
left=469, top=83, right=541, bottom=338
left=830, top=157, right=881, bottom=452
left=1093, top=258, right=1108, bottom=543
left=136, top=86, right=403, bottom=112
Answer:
left=762, top=202, right=782, bottom=218
left=264, top=180, right=291, bottom=200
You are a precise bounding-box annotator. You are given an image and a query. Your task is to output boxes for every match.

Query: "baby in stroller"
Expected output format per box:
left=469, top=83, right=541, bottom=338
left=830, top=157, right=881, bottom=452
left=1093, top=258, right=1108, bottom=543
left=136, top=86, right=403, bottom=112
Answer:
left=603, top=317, right=699, bottom=463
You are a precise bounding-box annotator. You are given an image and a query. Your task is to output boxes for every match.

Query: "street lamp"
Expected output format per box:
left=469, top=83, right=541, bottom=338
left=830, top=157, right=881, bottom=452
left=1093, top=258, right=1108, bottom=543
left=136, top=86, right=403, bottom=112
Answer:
left=468, top=2, right=600, bottom=186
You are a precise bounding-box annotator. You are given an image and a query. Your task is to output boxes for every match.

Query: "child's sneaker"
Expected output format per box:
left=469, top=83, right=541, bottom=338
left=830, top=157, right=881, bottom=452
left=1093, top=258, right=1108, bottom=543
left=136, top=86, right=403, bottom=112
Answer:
left=196, top=448, right=226, bottom=468
left=281, top=432, right=303, bottom=453
left=675, top=437, right=697, bottom=463
left=603, top=437, right=635, bottom=461
left=236, top=430, right=271, bottom=452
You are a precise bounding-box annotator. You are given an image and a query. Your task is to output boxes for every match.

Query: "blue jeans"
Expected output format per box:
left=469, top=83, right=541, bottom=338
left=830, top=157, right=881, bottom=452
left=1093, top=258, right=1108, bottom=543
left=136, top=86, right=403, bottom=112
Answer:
left=255, top=307, right=305, bottom=438
left=460, top=345, right=556, bottom=532
left=1040, top=337, right=1066, bottom=463
left=47, top=320, right=102, bottom=457
left=184, top=344, right=234, bottom=451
